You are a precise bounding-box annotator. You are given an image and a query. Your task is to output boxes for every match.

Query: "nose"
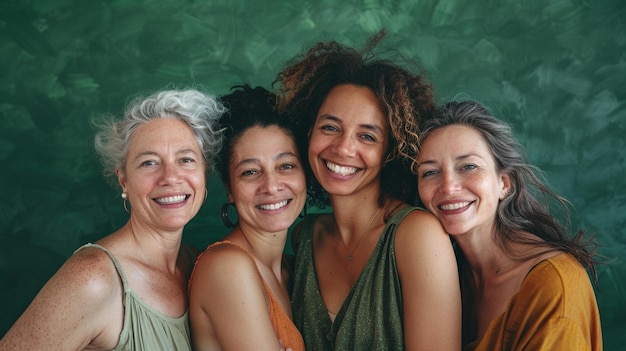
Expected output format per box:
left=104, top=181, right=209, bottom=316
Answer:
left=159, top=162, right=182, bottom=185
left=441, top=171, right=461, bottom=194
left=261, top=171, right=284, bottom=194
left=334, top=134, right=356, bottom=157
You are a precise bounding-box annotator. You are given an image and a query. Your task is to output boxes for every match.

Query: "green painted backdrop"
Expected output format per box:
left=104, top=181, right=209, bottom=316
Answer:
left=1, top=0, right=624, bottom=347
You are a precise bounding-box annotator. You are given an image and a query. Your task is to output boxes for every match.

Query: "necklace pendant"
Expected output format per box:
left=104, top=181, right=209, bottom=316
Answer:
left=348, top=255, right=353, bottom=261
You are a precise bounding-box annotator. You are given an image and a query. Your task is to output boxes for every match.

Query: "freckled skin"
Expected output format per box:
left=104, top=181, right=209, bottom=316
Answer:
left=0, top=118, right=203, bottom=350
left=416, top=125, right=508, bottom=238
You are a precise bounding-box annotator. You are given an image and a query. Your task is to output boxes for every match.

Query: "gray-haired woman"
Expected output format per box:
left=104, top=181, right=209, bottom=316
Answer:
left=0, top=89, right=225, bottom=351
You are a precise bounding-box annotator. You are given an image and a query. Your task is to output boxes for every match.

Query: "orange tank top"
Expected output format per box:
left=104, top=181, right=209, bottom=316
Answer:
left=200, top=241, right=305, bottom=351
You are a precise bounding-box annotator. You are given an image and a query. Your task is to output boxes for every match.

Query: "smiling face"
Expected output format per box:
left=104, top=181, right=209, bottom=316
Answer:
left=308, top=84, right=389, bottom=198
left=116, top=118, right=207, bottom=233
left=228, top=125, right=306, bottom=234
left=416, top=125, right=510, bottom=237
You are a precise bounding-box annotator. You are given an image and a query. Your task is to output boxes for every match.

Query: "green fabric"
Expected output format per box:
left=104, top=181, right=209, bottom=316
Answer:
left=77, top=244, right=192, bottom=351
left=291, top=206, right=419, bottom=350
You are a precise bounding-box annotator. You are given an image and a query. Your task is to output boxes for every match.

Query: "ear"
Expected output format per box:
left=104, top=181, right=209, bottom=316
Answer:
left=499, top=172, right=512, bottom=200
left=224, top=183, right=234, bottom=204
left=116, top=168, right=127, bottom=193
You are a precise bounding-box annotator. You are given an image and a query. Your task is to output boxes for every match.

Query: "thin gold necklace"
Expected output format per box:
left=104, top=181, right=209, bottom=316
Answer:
left=341, top=207, right=383, bottom=262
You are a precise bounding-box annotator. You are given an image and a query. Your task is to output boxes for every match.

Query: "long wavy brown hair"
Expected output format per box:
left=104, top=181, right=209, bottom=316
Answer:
left=274, top=31, right=434, bottom=208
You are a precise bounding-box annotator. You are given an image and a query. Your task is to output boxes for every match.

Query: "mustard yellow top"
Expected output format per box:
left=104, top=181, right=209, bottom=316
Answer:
left=464, top=253, right=602, bottom=351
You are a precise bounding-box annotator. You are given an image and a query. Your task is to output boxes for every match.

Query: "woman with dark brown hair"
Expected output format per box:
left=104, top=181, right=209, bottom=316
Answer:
left=275, top=34, right=461, bottom=350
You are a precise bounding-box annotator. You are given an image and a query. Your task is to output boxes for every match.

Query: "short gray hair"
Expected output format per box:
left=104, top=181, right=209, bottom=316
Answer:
left=94, top=89, right=226, bottom=185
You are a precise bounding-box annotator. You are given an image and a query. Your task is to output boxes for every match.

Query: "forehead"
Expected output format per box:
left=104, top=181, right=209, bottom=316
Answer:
left=318, top=84, right=386, bottom=124
left=129, top=118, right=200, bottom=151
left=231, top=125, right=296, bottom=158
left=419, top=125, right=490, bottom=158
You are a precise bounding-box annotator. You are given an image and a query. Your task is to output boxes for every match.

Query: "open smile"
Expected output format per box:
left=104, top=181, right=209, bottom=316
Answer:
left=154, top=194, right=189, bottom=204
left=257, top=199, right=291, bottom=211
left=325, top=160, right=359, bottom=176
left=439, top=201, right=472, bottom=211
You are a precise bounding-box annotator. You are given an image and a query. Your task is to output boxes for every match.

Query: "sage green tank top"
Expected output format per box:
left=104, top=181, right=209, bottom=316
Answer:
left=291, top=206, right=419, bottom=350
left=76, top=243, right=192, bottom=351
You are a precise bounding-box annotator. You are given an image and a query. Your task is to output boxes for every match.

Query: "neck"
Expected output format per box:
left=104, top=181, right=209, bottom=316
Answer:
left=454, top=230, right=516, bottom=285
left=119, top=221, right=184, bottom=274
left=226, top=225, right=287, bottom=275
left=329, top=184, right=382, bottom=223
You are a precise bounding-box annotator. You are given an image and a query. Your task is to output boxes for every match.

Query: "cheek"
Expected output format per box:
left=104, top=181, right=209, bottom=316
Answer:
left=228, top=184, right=246, bottom=203
left=294, top=174, right=307, bottom=196
left=417, top=182, right=433, bottom=202
left=191, top=172, right=206, bottom=188
left=418, top=183, right=440, bottom=213
left=308, top=137, right=322, bottom=159
left=307, top=142, right=325, bottom=176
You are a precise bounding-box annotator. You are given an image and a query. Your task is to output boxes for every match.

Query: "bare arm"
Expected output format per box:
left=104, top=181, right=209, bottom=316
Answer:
left=395, top=210, right=462, bottom=351
left=189, top=245, right=284, bottom=351
left=0, top=248, right=123, bottom=351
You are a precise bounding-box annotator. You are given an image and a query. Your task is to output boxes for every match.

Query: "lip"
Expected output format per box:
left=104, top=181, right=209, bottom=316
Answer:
left=323, top=159, right=360, bottom=177
left=153, top=194, right=190, bottom=205
left=437, top=200, right=473, bottom=214
left=256, top=199, right=292, bottom=211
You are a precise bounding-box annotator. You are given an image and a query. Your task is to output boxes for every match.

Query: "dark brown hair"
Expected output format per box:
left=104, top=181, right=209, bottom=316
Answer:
left=274, top=31, right=434, bottom=208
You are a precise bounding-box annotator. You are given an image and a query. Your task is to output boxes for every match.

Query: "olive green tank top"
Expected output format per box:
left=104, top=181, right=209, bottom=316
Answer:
left=76, top=243, right=192, bottom=351
left=291, top=206, right=419, bottom=350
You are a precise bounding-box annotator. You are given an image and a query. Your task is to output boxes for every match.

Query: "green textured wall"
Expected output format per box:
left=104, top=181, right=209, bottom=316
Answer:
left=1, top=0, right=624, bottom=347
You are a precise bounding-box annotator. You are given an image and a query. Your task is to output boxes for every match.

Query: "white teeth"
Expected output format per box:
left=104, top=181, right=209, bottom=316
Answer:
left=326, top=161, right=358, bottom=176
left=155, top=195, right=187, bottom=204
left=440, top=202, right=470, bottom=211
left=258, top=200, right=289, bottom=211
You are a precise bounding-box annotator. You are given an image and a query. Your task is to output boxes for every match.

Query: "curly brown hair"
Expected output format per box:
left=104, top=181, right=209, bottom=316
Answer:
left=273, top=31, right=434, bottom=208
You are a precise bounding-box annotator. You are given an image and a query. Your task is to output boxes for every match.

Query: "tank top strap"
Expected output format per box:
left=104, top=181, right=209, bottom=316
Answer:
left=387, top=205, right=423, bottom=225
left=208, top=240, right=274, bottom=288
left=74, top=243, right=130, bottom=292
left=208, top=240, right=259, bottom=270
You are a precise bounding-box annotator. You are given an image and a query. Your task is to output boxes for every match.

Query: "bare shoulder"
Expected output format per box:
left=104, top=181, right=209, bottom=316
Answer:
left=0, top=246, right=123, bottom=350
left=395, top=207, right=449, bottom=241
left=189, top=242, right=268, bottom=326
left=394, top=207, right=455, bottom=265
left=191, top=243, right=261, bottom=289
left=55, top=246, right=122, bottom=301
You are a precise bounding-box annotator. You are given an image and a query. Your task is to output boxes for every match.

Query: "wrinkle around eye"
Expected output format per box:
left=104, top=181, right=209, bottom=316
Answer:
left=360, top=133, right=378, bottom=142
left=139, top=160, right=158, bottom=168
left=320, top=125, right=339, bottom=133
left=460, top=164, right=478, bottom=171
left=241, top=169, right=259, bottom=176
left=419, top=169, right=439, bottom=178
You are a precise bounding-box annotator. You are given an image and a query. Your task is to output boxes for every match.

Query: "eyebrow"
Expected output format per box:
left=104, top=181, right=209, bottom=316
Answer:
left=234, top=151, right=299, bottom=168
left=318, top=114, right=385, bottom=135
left=133, top=148, right=200, bottom=161
left=417, top=153, right=484, bottom=167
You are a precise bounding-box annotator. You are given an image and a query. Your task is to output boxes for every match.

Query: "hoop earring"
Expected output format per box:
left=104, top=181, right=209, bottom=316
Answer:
left=221, top=203, right=236, bottom=228
left=123, top=198, right=130, bottom=213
